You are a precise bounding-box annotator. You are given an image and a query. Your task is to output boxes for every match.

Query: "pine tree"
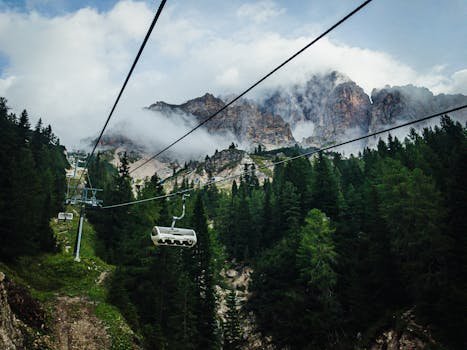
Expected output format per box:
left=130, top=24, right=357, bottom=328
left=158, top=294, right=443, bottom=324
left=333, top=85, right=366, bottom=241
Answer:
left=224, top=289, right=241, bottom=350
left=230, top=186, right=252, bottom=261
left=277, top=181, right=301, bottom=234
left=377, top=159, right=448, bottom=304
left=18, top=109, right=31, bottom=141
left=186, top=195, right=218, bottom=349
left=296, top=209, right=337, bottom=303
left=249, top=164, right=259, bottom=189
left=261, top=179, right=276, bottom=249
left=231, top=180, right=238, bottom=197
left=284, top=156, right=312, bottom=217
left=0, top=98, right=66, bottom=260
left=310, top=153, right=341, bottom=219
left=97, top=152, right=134, bottom=262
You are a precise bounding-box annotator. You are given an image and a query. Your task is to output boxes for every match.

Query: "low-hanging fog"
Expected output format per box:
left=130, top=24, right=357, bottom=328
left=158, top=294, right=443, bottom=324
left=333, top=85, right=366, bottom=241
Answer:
left=99, top=108, right=239, bottom=162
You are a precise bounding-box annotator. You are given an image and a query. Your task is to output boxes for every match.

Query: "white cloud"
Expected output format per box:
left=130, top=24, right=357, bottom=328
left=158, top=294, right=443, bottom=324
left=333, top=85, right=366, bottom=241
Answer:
left=215, top=67, right=240, bottom=87
left=292, top=120, right=315, bottom=142
left=111, top=109, right=236, bottom=162
left=0, top=0, right=465, bottom=153
left=0, top=1, right=152, bottom=146
left=447, top=69, right=467, bottom=95
left=237, top=1, right=285, bottom=23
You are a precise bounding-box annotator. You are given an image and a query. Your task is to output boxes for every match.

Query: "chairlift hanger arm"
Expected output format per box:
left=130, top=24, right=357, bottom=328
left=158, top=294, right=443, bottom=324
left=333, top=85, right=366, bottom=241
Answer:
left=171, top=194, right=190, bottom=228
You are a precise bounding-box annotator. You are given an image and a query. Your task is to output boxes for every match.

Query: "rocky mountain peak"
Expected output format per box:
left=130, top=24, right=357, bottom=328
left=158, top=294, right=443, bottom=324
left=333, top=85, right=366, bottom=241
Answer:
left=369, top=84, right=467, bottom=131
left=148, top=92, right=295, bottom=148
left=179, top=93, right=226, bottom=119
left=261, top=71, right=370, bottom=145
left=261, top=71, right=352, bottom=126
left=115, top=71, right=467, bottom=158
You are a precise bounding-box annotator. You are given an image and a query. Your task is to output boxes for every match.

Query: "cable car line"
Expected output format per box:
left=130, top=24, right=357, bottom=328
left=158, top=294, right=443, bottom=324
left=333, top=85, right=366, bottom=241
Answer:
left=129, top=0, right=374, bottom=175
left=70, top=0, right=167, bottom=199
left=100, top=103, right=467, bottom=209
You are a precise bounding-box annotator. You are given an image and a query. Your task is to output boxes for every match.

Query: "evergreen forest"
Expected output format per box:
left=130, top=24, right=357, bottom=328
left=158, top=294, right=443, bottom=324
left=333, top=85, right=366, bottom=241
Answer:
left=1, top=96, right=466, bottom=349
left=0, top=97, right=68, bottom=260
left=87, top=116, right=467, bottom=349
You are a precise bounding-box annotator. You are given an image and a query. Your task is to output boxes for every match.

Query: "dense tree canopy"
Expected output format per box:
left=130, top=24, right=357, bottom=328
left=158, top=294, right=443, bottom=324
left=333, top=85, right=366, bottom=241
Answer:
left=1, top=96, right=465, bottom=350
left=0, top=98, right=67, bottom=260
left=88, top=116, right=465, bottom=349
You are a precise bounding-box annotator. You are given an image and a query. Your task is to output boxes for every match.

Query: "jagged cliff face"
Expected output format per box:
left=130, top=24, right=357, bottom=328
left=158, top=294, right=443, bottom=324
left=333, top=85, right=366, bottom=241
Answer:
left=149, top=93, right=295, bottom=148
left=262, top=71, right=371, bottom=145
left=370, top=85, right=467, bottom=131
left=370, top=309, right=438, bottom=350
left=204, top=148, right=245, bottom=174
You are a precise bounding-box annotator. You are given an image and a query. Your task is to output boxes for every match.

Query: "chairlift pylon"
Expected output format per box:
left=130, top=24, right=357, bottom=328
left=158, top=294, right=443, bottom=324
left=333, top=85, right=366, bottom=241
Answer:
left=65, top=187, right=103, bottom=207
left=151, top=194, right=197, bottom=248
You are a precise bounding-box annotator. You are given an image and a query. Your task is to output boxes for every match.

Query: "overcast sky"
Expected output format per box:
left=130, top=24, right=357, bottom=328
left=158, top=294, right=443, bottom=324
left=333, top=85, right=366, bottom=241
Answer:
left=0, top=0, right=466, bottom=149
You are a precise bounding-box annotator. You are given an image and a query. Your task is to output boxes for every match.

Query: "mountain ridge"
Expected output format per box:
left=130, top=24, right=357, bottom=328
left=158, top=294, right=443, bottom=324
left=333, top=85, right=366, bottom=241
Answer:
left=145, top=71, right=467, bottom=149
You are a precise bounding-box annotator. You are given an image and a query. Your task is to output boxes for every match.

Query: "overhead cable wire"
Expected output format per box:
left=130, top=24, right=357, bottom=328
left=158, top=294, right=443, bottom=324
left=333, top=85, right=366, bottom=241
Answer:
left=129, top=0, right=374, bottom=174
left=100, top=103, right=467, bottom=209
left=71, top=0, right=167, bottom=197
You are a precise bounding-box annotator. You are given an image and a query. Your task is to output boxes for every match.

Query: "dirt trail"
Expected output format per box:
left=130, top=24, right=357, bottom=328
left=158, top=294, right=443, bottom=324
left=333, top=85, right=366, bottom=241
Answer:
left=54, top=296, right=110, bottom=350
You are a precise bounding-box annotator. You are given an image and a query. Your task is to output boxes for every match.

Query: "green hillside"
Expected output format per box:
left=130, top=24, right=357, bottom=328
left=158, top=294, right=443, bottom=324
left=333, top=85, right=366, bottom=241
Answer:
left=0, top=207, right=138, bottom=349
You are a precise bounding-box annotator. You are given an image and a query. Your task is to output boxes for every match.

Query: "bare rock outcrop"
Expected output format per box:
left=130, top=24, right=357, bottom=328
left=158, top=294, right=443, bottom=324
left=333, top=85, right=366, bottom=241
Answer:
left=263, top=71, right=371, bottom=146
left=204, top=148, right=245, bottom=174
left=0, top=272, right=23, bottom=350
left=0, top=272, right=52, bottom=350
left=149, top=93, right=295, bottom=148
left=218, top=264, right=275, bottom=350
left=370, top=309, right=437, bottom=350
left=370, top=84, right=467, bottom=131
left=0, top=271, right=138, bottom=350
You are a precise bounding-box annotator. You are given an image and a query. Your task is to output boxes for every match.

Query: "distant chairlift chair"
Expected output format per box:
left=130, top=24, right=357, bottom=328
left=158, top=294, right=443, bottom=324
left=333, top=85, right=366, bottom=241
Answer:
left=151, top=194, right=197, bottom=248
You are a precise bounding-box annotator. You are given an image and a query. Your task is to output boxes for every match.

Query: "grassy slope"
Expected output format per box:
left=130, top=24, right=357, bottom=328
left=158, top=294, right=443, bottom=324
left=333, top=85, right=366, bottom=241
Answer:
left=250, top=154, right=273, bottom=177
left=0, top=206, right=137, bottom=350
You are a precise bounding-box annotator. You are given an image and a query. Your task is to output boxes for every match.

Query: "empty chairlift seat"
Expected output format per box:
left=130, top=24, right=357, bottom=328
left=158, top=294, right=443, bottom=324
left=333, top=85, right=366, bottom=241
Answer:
left=151, top=226, right=197, bottom=247
left=151, top=194, right=197, bottom=248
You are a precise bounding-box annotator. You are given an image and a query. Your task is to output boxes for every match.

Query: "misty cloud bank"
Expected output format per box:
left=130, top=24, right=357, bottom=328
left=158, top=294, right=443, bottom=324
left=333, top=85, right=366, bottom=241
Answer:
left=105, top=109, right=238, bottom=162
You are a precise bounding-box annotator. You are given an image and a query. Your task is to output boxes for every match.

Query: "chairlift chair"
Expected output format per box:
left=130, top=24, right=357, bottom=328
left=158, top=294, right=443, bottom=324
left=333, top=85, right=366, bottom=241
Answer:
left=151, top=194, right=197, bottom=248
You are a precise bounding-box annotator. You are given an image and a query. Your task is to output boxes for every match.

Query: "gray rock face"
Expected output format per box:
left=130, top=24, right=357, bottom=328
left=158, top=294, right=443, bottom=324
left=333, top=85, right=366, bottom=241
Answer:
left=370, top=309, right=437, bottom=350
left=0, top=274, right=25, bottom=350
left=149, top=93, right=295, bottom=148
left=218, top=265, right=275, bottom=350
left=369, top=85, right=467, bottom=131
left=262, top=71, right=353, bottom=126
left=204, top=149, right=245, bottom=174
left=252, top=71, right=371, bottom=146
